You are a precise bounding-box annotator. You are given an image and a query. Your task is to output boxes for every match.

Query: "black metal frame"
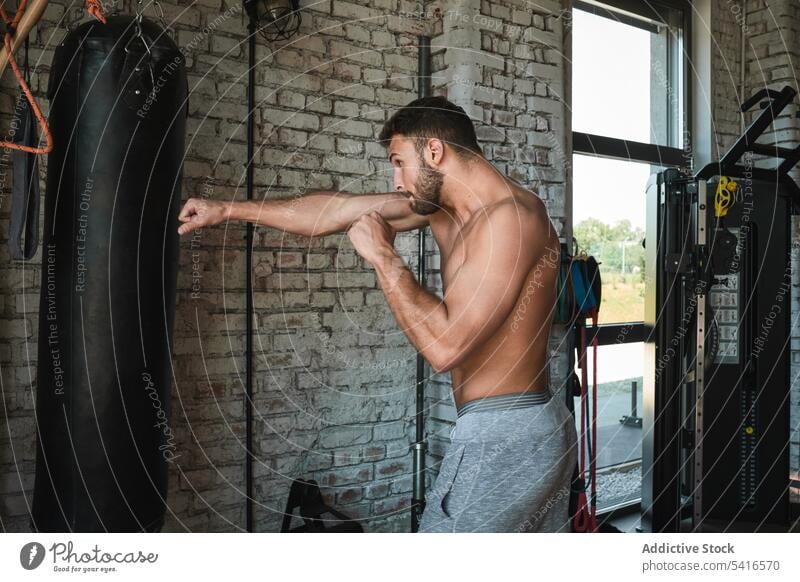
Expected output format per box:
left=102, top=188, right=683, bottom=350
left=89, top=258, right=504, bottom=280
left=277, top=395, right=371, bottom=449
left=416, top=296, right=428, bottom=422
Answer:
left=640, top=168, right=692, bottom=532
left=410, top=37, right=432, bottom=534
left=573, top=0, right=664, bottom=33
left=245, top=7, right=256, bottom=533
left=695, top=84, right=800, bottom=208
left=581, top=322, right=650, bottom=345
left=573, top=133, right=686, bottom=167
left=640, top=85, right=800, bottom=532
left=575, top=0, right=691, bottom=24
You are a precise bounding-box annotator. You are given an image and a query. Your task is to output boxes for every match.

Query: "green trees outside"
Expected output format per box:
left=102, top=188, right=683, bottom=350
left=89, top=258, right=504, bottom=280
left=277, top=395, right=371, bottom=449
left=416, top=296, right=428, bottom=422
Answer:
left=573, top=218, right=646, bottom=322
left=573, top=218, right=645, bottom=280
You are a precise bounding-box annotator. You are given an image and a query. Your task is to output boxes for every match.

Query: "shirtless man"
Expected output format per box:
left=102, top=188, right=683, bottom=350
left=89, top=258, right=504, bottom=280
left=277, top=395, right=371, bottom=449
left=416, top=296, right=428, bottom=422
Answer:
left=176, top=96, right=578, bottom=533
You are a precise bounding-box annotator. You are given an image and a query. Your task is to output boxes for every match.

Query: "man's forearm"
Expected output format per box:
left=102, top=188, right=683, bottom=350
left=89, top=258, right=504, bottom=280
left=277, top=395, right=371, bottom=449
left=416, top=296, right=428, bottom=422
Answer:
left=225, top=190, right=412, bottom=237
left=373, top=250, right=451, bottom=372
left=227, top=190, right=341, bottom=237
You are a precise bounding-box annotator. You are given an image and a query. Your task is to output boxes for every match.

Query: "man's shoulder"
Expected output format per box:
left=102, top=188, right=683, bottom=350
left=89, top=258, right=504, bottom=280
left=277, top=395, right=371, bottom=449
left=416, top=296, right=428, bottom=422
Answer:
left=463, top=199, right=544, bottom=256
left=477, top=196, right=546, bottom=234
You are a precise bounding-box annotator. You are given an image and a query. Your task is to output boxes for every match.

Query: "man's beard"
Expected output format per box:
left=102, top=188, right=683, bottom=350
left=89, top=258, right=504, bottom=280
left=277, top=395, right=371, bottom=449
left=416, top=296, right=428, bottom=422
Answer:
left=409, top=156, right=443, bottom=216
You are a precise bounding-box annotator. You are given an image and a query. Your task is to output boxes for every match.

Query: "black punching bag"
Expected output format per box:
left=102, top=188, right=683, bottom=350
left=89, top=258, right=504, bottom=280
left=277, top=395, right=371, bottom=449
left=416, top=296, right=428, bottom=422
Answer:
left=32, top=15, right=187, bottom=532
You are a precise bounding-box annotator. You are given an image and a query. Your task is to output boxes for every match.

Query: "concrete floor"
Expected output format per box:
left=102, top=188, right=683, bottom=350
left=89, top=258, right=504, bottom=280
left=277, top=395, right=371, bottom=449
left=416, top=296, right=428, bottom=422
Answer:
left=570, top=382, right=644, bottom=467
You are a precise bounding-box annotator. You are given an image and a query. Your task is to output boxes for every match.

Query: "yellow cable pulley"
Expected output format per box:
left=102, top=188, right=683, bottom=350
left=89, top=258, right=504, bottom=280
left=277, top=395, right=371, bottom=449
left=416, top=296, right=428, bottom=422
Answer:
left=714, top=176, right=738, bottom=217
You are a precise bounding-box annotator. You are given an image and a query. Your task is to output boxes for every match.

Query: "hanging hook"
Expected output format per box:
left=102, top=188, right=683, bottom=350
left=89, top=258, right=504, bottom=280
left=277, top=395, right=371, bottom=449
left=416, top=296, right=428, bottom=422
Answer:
left=124, top=12, right=150, bottom=56
left=152, top=0, right=173, bottom=37
left=123, top=12, right=155, bottom=88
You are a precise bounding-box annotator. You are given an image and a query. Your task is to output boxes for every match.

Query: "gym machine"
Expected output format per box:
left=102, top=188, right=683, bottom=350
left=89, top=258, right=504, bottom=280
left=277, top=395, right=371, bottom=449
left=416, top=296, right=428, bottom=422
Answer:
left=641, top=85, right=800, bottom=532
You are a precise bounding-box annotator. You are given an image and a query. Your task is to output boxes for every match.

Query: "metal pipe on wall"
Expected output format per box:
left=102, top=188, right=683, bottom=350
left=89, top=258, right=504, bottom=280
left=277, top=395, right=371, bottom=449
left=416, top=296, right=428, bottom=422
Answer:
left=245, top=14, right=256, bottom=533
left=739, top=1, right=747, bottom=134
left=411, top=34, right=431, bottom=533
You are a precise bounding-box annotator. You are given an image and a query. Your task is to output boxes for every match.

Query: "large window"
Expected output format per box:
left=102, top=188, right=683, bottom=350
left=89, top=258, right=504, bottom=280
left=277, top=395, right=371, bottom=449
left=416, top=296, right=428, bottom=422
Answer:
left=572, top=154, right=648, bottom=323
left=571, top=0, right=690, bottom=512
left=572, top=0, right=687, bottom=148
left=573, top=0, right=689, bottom=325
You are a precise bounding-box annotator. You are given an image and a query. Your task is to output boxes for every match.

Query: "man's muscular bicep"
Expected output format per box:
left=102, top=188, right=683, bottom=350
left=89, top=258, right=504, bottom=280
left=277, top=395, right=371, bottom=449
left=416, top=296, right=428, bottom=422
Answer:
left=386, top=211, right=430, bottom=232
left=336, top=191, right=428, bottom=232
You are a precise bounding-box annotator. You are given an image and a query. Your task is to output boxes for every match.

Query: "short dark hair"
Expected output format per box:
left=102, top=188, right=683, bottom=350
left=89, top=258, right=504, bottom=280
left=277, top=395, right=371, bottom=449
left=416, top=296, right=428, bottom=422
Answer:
left=378, top=96, right=483, bottom=162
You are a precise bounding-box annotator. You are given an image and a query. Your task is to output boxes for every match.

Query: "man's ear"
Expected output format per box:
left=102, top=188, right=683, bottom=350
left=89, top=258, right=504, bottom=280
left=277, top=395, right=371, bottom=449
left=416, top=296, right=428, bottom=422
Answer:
left=425, top=138, right=445, bottom=166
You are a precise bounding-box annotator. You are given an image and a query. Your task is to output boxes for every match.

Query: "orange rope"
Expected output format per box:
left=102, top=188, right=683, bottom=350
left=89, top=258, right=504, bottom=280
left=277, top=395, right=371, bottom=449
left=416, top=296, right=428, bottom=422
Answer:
left=0, top=36, right=52, bottom=154
left=0, top=0, right=106, bottom=154
left=0, top=0, right=28, bottom=28
left=85, top=0, right=106, bottom=24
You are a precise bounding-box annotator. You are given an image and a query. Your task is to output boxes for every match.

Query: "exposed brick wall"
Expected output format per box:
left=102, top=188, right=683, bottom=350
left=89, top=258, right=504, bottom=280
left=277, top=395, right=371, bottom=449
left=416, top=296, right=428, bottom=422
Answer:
left=710, top=0, right=744, bottom=157
left=0, top=0, right=431, bottom=533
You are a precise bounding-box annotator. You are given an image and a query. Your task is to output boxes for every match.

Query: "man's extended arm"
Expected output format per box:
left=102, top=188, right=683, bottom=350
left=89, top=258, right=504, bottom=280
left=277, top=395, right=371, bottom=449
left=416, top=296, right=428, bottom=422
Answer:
left=371, top=203, right=541, bottom=373
left=177, top=190, right=428, bottom=236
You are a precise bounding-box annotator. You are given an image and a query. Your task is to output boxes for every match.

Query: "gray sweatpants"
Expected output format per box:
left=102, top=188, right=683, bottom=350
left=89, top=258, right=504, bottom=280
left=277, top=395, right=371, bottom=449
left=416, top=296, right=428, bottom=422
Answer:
left=418, top=389, right=578, bottom=533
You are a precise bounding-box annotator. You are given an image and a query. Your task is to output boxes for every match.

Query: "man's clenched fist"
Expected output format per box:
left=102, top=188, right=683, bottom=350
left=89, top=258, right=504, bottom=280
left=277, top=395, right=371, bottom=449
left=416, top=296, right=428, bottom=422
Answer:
left=177, top=198, right=230, bottom=235
left=346, top=211, right=398, bottom=266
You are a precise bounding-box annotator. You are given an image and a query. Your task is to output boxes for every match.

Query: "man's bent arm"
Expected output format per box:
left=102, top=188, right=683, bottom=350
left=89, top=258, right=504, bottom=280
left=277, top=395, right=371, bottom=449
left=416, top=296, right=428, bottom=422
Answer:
left=372, top=203, right=542, bottom=373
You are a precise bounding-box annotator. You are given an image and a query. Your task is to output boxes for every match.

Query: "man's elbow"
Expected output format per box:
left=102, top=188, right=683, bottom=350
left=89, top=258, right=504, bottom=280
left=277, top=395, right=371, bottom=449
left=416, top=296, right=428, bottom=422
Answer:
left=305, top=225, right=335, bottom=238
left=428, top=344, right=467, bottom=374
left=429, top=356, right=450, bottom=375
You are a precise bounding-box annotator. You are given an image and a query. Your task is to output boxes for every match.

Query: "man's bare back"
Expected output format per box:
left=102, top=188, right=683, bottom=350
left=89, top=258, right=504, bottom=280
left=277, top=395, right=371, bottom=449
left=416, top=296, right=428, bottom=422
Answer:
left=428, top=182, right=560, bottom=408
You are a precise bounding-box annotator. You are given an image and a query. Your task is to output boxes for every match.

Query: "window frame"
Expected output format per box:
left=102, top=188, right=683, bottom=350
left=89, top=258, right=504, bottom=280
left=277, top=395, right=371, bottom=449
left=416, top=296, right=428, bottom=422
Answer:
left=571, top=0, right=692, bottom=345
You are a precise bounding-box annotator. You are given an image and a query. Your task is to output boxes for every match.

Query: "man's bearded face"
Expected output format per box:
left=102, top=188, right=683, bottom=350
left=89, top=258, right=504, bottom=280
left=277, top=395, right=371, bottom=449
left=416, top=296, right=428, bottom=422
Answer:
left=409, top=147, right=444, bottom=216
